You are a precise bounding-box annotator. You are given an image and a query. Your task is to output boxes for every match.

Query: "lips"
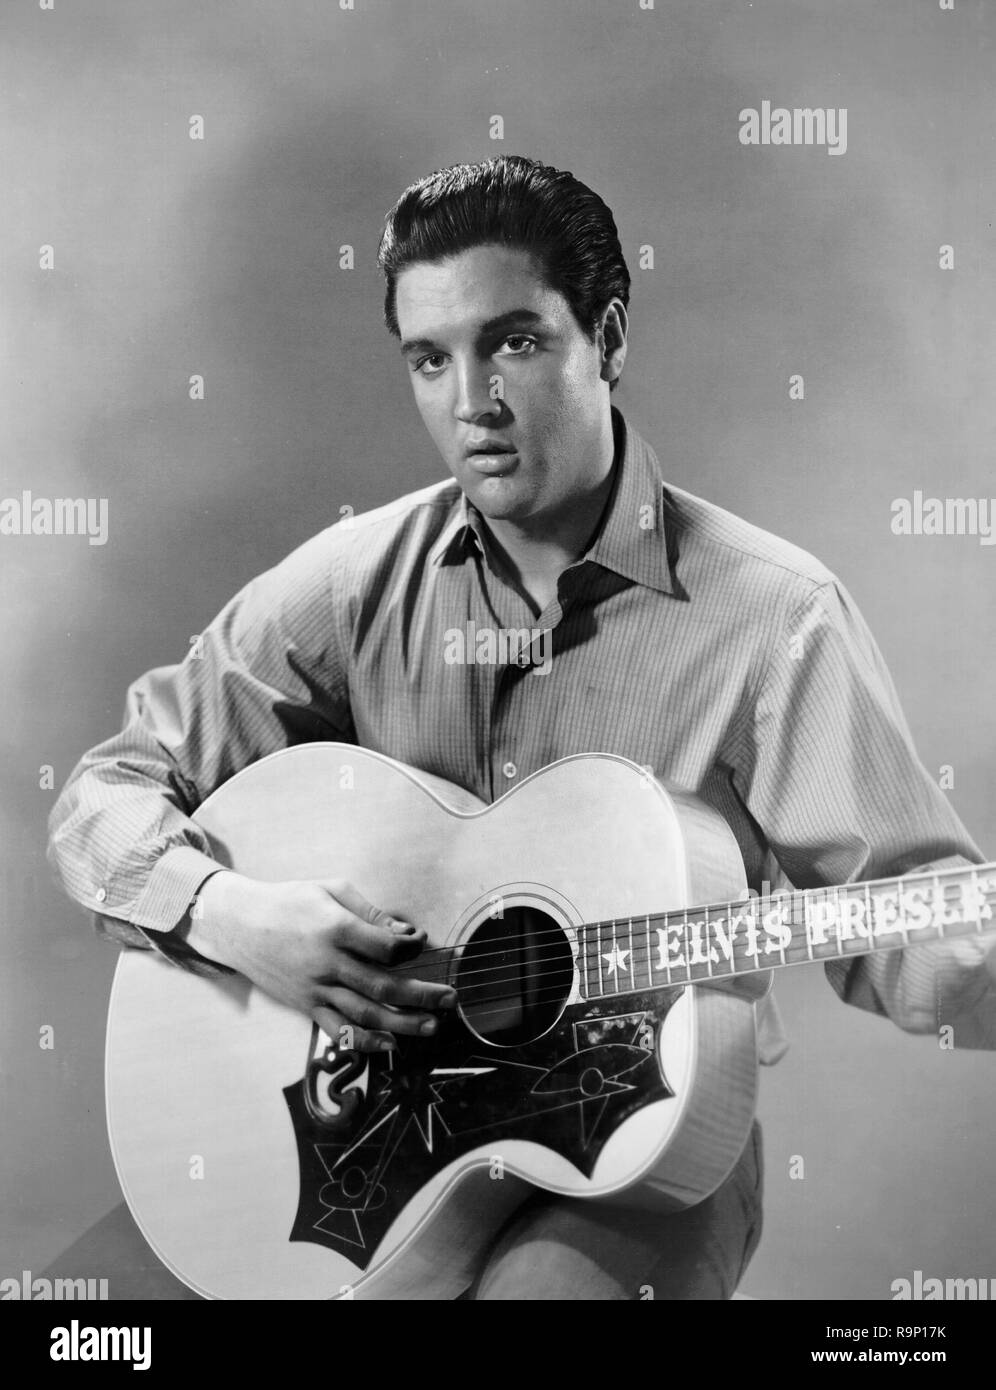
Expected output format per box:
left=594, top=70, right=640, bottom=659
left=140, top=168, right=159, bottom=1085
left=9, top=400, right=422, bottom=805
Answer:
left=464, top=439, right=518, bottom=476
left=464, top=439, right=516, bottom=459
left=468, top=453, right=519, bottom=476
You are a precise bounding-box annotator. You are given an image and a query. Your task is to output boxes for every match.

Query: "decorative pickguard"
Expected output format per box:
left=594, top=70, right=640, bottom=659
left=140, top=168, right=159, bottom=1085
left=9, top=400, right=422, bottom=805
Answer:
left=283, top=988, right=684, bottom=1266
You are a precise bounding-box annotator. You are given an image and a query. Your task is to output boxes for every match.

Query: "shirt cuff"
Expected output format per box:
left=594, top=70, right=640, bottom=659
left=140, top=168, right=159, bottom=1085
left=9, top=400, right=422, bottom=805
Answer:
left=128, top=844, right=228, bottom=934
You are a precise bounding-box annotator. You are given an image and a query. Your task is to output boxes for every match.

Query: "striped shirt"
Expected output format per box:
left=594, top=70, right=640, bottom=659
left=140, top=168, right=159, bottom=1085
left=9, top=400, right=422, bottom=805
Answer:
left=47, top=406, right=996, bottom=1055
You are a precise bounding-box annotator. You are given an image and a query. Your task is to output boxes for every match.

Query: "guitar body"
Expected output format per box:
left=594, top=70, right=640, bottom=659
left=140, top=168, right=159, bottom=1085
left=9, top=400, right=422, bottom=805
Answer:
left=105, top=744, right=760, bottom=1300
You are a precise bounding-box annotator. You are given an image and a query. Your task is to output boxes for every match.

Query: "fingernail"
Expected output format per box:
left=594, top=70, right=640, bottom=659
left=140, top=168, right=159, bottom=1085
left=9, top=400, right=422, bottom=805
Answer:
left=377, top=1037, right=396, bottom=1051
left=391, top=920, right=416, bottom=935
left=419, top=1018, right=437, bottom=1035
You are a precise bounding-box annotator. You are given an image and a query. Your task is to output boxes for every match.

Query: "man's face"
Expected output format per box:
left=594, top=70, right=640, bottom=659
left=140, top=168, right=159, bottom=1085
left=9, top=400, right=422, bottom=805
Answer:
left=395, top=244, right=617, bottom=526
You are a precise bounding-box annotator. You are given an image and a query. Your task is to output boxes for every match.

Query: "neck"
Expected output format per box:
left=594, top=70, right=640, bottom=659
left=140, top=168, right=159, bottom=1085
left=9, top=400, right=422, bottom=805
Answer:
left=575, top=860, right=996, bottom=1001
left=479, top=413, right=618, bottom=603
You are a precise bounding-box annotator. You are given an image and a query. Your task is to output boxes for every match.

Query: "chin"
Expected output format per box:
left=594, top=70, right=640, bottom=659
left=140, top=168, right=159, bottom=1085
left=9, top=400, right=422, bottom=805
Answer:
left=461, top=473, right=525, bottom=513
left=470, top=487, right=533, bottom=523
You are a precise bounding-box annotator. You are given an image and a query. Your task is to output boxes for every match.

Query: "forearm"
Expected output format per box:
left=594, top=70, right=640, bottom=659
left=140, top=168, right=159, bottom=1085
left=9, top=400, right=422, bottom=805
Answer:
left=48, top=528, right=354, bottom=961
left=735, top=576, right=995, bottom=1046
left=824, top=854, right=996, bottom=1048
left=46, top=711, right=225, bottom=936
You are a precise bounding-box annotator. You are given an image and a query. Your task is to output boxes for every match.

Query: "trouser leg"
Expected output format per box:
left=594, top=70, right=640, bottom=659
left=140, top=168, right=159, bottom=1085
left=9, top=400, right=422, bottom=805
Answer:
left=468, top=1121, right=764, bottom=1300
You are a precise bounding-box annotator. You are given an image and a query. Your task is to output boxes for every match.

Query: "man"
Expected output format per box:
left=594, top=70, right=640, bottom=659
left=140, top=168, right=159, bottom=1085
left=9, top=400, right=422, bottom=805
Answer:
left=47, top=154, right=996, bottom=1300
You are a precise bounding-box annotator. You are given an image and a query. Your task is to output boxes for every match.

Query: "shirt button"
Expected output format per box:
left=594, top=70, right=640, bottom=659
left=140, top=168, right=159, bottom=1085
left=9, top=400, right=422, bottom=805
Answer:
left=501, top=761, right=517, bottom=780
left=95, top=887, right=107, bottom=902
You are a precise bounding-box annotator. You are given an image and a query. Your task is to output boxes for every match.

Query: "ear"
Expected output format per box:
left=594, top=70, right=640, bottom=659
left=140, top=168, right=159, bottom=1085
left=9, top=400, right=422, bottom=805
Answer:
left=597, top=299, right=628, bottom=384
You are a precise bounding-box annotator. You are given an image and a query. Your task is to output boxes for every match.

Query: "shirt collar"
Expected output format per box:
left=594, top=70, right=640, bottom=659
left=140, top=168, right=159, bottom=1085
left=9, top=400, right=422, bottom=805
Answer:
left=430, top=406, right=678, bottom=596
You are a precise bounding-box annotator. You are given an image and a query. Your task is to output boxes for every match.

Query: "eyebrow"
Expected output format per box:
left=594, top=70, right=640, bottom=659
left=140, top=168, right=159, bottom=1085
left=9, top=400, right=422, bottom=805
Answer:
left=399, top=308, right=546, bottom=357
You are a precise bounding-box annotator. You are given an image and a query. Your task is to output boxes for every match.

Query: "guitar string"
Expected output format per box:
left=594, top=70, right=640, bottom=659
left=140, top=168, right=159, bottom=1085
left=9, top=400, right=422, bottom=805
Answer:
left=380, top=875, right=988, bottom=981
left=390, top=941, right=756, bottom=987
left=375, top=951, right=794, bottom=1023
left=381, top=912, right=917, bottom=984
left=389, top=942, right=741, bottom=988
left=382, top=905, right=795, bottom=973
left=358, top=868, right=984, bottom=974
left=326, top=912, right=995, bottom=1029
left=373, top=919, right=993, bottom=1017
left=417, top=954, right=826, bottom=1026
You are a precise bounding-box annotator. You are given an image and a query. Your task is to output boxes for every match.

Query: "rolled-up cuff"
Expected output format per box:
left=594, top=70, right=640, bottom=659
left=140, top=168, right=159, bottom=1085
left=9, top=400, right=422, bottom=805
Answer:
left=129, top=845, right=227, bottom=934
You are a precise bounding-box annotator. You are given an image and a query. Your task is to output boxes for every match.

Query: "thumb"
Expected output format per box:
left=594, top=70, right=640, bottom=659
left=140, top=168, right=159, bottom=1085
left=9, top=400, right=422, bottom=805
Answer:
left=315, top=878, right=418, bottom=937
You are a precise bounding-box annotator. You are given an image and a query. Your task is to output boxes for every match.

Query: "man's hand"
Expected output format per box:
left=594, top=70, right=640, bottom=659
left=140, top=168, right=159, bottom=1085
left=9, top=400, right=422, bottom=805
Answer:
left=183, top=871, right=455, bottom=1052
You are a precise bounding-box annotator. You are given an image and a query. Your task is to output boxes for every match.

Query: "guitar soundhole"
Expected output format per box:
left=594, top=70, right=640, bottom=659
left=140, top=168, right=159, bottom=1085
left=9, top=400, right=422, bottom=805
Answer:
left=455, top=906, right=574, bottom=1047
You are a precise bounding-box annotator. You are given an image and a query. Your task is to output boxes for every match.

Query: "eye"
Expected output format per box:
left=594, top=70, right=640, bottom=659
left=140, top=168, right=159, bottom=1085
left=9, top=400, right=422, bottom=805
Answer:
left=498, top=335, right=536, bottom=355
left=413, top=353, right=447, bottom=377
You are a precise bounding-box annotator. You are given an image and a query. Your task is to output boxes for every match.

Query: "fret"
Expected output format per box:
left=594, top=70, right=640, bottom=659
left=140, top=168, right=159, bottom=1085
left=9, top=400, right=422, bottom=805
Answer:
left=711, top=904, right=736, bottom=978
left=761, top=891, right=788, bottom=970
left=737, top=901, right=757, bottom=975
left=744, top=899, right=761, bottom=973
left=783, top=889, right=800, bottom=967
left=896, top=877, right=910, bottom=949
left=789, top=889, right=805, bottom=967
left=731, top=903, right=745, bottom=976
left=863, top=881, right=873, bottom=949
left=574, top=863, right=996, bottom=1001
left=803, top=888, right=815, bottom=963
left=713, top=908, right=729, bottom=976
left=729, top=906, right=745, bottom=974
left=735, top=902, right=749, bottom=976
left=979, top=869, right=996, bottom=931
left=971, top=868, right=986, bottom=936
left=709, top=907, right=722, bottom=975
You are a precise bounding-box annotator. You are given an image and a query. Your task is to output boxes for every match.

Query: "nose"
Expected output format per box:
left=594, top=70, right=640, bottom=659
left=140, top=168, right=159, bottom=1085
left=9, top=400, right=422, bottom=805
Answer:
left=452, top=357, right=503, bottom=425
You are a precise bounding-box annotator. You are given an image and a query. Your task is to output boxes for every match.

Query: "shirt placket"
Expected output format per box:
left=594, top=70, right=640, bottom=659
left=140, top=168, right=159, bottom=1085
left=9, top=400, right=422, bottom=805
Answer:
left=479, top=566, right=578, bottom=801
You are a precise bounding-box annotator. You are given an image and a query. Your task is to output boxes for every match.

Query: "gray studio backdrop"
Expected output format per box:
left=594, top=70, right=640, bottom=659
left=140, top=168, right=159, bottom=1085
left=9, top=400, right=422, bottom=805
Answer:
left=2, top=0, right=994, bottom=1299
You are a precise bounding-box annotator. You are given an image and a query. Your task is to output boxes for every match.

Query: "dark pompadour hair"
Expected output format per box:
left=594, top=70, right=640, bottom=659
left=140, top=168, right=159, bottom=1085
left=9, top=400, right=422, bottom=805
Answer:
left=377, top=155, right=630, bottom=389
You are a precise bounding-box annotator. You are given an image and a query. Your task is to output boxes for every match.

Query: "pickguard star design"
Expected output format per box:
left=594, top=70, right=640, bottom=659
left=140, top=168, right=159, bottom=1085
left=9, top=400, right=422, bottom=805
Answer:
left=284, top=988, right=684, bottom=1266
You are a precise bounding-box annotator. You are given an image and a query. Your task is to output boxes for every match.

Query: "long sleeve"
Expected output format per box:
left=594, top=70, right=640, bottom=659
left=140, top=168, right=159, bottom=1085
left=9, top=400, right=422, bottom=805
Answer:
left=47, top=526, right=354, bottom=968
left=734, top=577, right=996, bottom=1049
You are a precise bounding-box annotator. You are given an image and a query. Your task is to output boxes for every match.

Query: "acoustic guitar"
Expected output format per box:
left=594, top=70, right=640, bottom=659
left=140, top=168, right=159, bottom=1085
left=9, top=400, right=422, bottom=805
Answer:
left=104, top=743, right=996, bottom=1299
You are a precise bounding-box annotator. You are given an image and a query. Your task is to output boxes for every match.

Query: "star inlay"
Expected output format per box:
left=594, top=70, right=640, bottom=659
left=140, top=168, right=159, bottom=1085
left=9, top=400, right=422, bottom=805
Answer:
left=602, top=944, right=630, bottom=977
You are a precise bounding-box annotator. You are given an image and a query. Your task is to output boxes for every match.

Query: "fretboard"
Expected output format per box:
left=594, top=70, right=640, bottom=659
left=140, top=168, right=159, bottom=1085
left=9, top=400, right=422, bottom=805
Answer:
left=576, top=861, right=996, bottom=1000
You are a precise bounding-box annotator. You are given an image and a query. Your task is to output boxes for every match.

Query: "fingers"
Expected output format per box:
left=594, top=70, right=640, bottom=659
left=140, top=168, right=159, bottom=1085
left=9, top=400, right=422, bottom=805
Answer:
left=311, top=878, right=457, bottom=1019
left=318, top=879, right=413, bottom=938
left=332, top=950, right=455, bottom=1012
left=312, top=1005, right=396, bottom=1055
left=319, top=986, right=447, bottom=1040
left=334, top=913, right=428, bottom=967
left=316, top=879, right=429, bottom=965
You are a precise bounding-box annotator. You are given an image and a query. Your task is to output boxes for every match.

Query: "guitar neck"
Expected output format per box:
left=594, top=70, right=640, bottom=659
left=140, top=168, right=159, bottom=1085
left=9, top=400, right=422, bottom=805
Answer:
left=578, top=861, right=996, bottom=1000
